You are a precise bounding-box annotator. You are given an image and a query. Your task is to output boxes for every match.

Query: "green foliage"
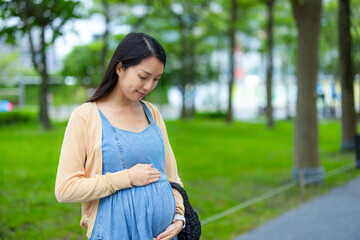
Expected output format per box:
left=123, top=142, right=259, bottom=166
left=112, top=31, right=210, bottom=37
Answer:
left=0, top=51, right=21, bottom=76
left=0, top=50, right=38, bottom=84
left=351, top=0, right=360, bottom=75
left=0, top=0, right=81, bottom=44
left=274, top=0, right=297, bottom=75
left=0, top=108, right=37, bottom=125
left=143, top=82, right=169, bottom=104
left=133, top=0, right=223, bottom=88
left=0, top=120, right=359, bottom=239
left=319, top=0, right=339, bottom=76
left=0, top=0, right=82, bottom=128
left=51, top=85, right=88, bottom=105
left=62, top=40, right=105, bottom=87
left=24, top=84, right=89, bottom=105
left=318, top=0, right=360, bottom=77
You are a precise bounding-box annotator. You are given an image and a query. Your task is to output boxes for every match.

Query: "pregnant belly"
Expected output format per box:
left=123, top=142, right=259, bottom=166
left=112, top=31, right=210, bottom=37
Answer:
left=95, top=180, right=176, bottom=239
left=128, top=180, right=176, bottom=234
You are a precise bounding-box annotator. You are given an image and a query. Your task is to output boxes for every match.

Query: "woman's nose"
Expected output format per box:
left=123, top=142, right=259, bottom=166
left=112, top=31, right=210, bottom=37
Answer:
left=143, top=80, right=153, bottom=90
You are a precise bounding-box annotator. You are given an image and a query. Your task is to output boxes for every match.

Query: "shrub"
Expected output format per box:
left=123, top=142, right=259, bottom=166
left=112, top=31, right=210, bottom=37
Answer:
left=0, top=109, right=37, bottom=125
left=194, top=111, right=226, bottom=119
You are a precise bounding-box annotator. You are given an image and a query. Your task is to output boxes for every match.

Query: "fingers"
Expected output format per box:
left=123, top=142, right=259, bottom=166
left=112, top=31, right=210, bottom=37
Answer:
left=156, top=231, right=173, bottom=240
left=149, top=168, right=160, bottom=174
left=147, top=165, right=160, bottom=176
left=148, top=169, right=161, bottom=183
left=150, top=170, right=161, bottom=177
left=147, top=165, right=160, bottom=178
left=156, top=222, right=182, bottom=240
left=145, top=164, right=160, bottom=173
left=156, top=230, right=171, bottom=240
left=148, top=177, right=160, bottom=184
left=128, top=164, right=161, bottom=186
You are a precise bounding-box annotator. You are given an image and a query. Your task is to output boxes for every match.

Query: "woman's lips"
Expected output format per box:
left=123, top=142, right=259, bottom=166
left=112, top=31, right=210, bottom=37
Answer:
left=136, top=90, right=145, bottom=97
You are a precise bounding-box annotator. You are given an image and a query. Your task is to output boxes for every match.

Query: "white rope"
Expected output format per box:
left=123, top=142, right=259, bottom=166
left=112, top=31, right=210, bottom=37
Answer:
left=200, top=162, right=355, bottom=226
left=324, top=162, right=355, bottom=178
left=200, top=181, right=297, bottom=225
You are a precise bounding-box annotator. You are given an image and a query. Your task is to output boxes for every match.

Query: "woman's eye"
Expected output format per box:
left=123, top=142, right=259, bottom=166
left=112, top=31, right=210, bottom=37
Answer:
left=139, top=75, right=146, bottom=80
left=154, top=78, right=159, bottom=82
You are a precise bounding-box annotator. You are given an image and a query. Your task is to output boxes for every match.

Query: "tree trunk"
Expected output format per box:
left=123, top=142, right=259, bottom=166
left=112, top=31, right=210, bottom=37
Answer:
left=226, top=0, right=237, bottom=124
left=180, top=83, right=186, bottom=119
left=179, top=29, right=187, bottom=119
left=39, top=28, right=51, bottom=129
left=24, top=20, right=50, bottom=129
left=177, top=14, right=194, bottom=120
left=188, top=39, right=196, bottom=118
left=266, top=0, right=275, bottom=128
left=291, top=0, right=323, bottom=183
left=339, top=0, right=356, bottom=151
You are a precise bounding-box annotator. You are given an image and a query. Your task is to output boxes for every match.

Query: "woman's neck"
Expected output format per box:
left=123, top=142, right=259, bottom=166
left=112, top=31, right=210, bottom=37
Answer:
left=97, top=91, right=139, bottom=111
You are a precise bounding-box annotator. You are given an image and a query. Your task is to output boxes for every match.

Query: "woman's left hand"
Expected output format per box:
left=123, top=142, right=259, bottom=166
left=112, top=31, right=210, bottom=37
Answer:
left=154, top=220, right=183, bottom=240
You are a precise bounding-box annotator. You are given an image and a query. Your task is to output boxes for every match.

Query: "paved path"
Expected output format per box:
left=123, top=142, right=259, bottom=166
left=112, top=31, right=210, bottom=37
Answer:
left=234, top=176, right=360, bottom=240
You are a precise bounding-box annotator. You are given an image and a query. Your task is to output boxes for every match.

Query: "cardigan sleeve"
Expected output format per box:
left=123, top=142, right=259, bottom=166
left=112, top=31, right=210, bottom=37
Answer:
left=55, top=107, right=132, bottom=203
left=144, top=102, right=185, bottom=216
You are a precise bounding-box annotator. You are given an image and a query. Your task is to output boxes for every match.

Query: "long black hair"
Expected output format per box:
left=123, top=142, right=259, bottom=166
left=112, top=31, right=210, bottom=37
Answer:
left=87, top=32, right=166, bottom=102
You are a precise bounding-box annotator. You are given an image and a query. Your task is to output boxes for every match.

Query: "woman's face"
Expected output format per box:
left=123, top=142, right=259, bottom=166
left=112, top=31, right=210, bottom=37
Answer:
left=115, top=57, right=164, bottom=102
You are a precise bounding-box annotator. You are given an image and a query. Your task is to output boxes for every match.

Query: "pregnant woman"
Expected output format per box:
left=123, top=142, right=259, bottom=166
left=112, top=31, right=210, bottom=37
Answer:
left=55, top=32, right=185, bottom=240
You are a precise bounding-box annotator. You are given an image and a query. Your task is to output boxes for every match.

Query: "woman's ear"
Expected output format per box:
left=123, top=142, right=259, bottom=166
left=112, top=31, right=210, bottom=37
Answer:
left=115, top=62, right=123, bottom=76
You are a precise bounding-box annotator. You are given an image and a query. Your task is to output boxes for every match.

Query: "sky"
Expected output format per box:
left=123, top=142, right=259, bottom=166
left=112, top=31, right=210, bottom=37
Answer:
left=54, top=0, right=133, bottom=61
left=54, top=14, right=105, bottom=60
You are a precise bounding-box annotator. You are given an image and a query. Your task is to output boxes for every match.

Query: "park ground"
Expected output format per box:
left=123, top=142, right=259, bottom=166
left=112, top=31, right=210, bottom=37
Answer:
left=0, top=117, right=359, bottom=240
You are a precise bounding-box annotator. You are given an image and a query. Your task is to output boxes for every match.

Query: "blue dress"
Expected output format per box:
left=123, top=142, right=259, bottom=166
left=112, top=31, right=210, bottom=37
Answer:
left=90, top=102, right=177, bottom=240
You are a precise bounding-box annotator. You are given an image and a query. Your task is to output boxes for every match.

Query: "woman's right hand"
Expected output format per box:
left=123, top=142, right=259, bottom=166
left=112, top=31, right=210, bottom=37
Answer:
left=127, top=164, right=161, bottom=186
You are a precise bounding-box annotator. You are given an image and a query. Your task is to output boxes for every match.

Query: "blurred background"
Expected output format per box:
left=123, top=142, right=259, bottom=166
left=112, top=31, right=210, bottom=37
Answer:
left=0, top=0, right=359, bottom=239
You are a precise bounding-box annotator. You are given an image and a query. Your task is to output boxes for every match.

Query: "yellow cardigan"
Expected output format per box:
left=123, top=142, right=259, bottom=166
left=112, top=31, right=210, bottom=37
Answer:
left=55, top=100, right=184, bottom=239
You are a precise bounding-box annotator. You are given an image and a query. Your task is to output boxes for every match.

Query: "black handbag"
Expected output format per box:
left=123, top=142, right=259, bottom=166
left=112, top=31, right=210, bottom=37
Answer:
left=170, top=182, right=201, bottom=240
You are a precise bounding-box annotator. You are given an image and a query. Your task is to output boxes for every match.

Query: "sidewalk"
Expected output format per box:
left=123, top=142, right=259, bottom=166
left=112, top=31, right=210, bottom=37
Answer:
left=234, top=176, right=360, bottom=240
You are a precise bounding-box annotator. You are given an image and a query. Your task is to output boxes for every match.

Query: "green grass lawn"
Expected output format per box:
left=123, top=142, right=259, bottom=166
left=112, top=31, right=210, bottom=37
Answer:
left=0, top=119, right=359, bottom=240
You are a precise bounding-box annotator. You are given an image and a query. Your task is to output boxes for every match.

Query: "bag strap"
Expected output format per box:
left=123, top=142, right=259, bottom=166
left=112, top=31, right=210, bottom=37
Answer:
left=170, top=182, right=189, bottom=202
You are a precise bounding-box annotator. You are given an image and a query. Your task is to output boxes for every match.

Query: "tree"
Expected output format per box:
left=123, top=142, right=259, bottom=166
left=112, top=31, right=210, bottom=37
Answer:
left=225, top=0, right=238, bottom=124
left=352, top=0, right=360, bottom=85
left=319, top=0, right=339, bottom=119
left=291, top=0, right=323, bottom=182
left=265, top=0, right=275, bottom=128
left=156, top=0, right=209, bottom=119
left=0, top=0, right=80, bottom=129
left=91, top=0, right=154, bottom=74
left=130, top=0, right=212, bottom=118
left=339, top=0, right=356, bottom=151
left=212, top=0, right=263, bottom=123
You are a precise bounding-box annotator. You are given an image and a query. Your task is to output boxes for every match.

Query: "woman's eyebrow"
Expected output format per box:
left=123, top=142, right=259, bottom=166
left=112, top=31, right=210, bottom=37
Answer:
left=140, top=69, right=162, bottom=76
